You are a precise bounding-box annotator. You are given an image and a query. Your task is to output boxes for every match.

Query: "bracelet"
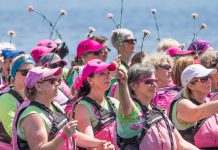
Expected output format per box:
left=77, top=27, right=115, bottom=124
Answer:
left=58, top=131, right=68, bottom=142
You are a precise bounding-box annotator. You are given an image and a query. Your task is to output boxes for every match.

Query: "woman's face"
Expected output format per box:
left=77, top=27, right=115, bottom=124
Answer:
left=189, top=75, right=211, bottom=95
left=88, top=69, right=111, bottom=93
left=155, top=61, right=172, bottom=88
left=37, top=77, right=60, bottom=99
left=133, top=73, right=158, bottom=101
left=98, top=41, right=110, bottom=62
left=14, top=63, right=34, bottom=89
left=210, top=72, right=218, bottom=90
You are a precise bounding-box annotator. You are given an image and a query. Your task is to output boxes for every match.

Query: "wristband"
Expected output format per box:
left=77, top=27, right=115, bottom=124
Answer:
left=58, top=131, right=68, bottom=142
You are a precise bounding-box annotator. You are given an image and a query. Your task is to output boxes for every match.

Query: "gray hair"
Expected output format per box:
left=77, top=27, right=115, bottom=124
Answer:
left=156, top=38, right=180, bottom=52
left=128, top=63, right=155, bottom=96
left=200, top=50, right=218, bottom=68
left=111, top=28, right=134, bottom=49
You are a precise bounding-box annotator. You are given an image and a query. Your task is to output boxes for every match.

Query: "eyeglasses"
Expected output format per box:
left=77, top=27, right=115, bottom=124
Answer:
left=49, top=62, right=65, bottom=69
left=159, top=64, right=172, bottom=70
left=123, top=39, right=137, bottom=44
left=190, top=76, right=211, bottom=84
left=17, top=69, right=29, bottom=76
left=38, top=78, right=61, bottom=85
left=139, top=78, right=158, bottom=85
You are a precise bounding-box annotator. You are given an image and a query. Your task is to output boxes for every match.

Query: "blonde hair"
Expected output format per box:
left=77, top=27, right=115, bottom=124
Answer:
left=142, top=52, right=173, bottom=68
left=156, top=38, right=180, bottom=52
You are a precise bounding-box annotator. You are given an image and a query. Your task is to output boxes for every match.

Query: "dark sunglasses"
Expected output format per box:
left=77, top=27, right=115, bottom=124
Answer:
left=123, top=39, right=137, bottom=44
left=190, top=75, right=210, bottom=84
left=38, top=78, right=61, bottom=85
left=17, top=69, right=29, bottom=76
left=49, top=62, right=65, bottom=69
left=139, top=78, right=158, bottom=85
left=159, top=64, right=172, bottom=70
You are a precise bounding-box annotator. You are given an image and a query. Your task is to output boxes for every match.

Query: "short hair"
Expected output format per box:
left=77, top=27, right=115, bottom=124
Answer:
left=156, top=38, right=180, bottom=52
left=130, top=51, right=149, bottom=66
left=111, top=28, right=134, bottom=49
left=171, top=56, right=194, bottom=87
left=142, top=52, right=173, bottom=68
left=24, top=87, right=37, bottom=100
left=128, top=63, right=155, bottom=96
left=90, top=35, right=108, bottom=44
left=200, top=50, right=218, bottom=69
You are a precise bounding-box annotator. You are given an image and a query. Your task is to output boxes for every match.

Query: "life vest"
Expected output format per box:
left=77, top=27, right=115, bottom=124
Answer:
left=0, top=86, right=24, bottom=145
left=117, top=99, right=176, bottom=150
left=152, top=86, right=181, bottom=111
left=13, top=100, right=72, bottom=150
left=169, top=97, right=218, bottom=149
left=73, top=96, right=118, bottom=150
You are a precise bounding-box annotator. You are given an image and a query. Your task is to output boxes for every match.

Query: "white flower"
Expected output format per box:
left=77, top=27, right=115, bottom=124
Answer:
left=27, top=5, right=33, bottom=12
left=55, top=39, right=63, bottom=45
left=107, top=13, right=113, bottom=19
left=200, top=23, right=207, bottom=29
left=142, top=29, right=151, bottom=36
left=192, top=13, right=198, bottom=20
left=60, top=9, right=67, bottom=16
left=7, top=30, right=16, bottom=37
left=150, top=8, right=157, bottom=15
left=89, top=26, right=96, bottom=33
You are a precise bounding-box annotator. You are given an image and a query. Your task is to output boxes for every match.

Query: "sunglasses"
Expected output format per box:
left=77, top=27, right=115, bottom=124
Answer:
left=139, top=78, right=158, bottom=85
left=38, top=78, right=61, bottom=85
left=123, top=39, right=137, bottom=44
left=190, top=75, right=211, bottom=84
left=49, top=62, right=65, bottom=69
left=17, top=69, right=29, bottom=76
left=159, top=64, right=172, bottom=70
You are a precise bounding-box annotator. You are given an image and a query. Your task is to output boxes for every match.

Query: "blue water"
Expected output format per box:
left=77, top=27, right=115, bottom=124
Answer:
left=0, top=0, right=218, bottom=63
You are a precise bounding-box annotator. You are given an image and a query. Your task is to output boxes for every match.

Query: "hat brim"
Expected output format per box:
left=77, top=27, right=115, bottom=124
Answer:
left=95, top=63, right=116, bottom=74
left=195, top=68, right=216, bottom=78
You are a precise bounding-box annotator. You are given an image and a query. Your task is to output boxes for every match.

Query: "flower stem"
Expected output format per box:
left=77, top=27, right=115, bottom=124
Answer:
left=141, top=35, right=145, bottom=53
left=33, top=10, right=62, bottom=40
left=153, top=14, right=160, bottom=41
left=50, top=14, right=62, bottom=39
left=120, top=0, right=124, bottom=29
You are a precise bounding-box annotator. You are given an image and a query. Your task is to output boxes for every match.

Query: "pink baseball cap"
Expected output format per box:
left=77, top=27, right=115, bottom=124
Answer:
left=30, top=46, right=54, bottom=62
left=166, top=47, right=194, bottom=57
left=74, top=59, right=116, bottom=91
left=76, top=39, right=103, bottom=58
left=25, top=67, right=62, bottom=89
left=37, top=39, right=57, bottom=50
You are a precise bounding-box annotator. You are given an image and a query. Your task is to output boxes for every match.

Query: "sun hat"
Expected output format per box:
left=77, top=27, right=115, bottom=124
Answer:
left=166, top=47, right=194, bottom=57
left=25, top=67, right=62, bottom=89
left=37, top=39, right=57, bottom=50
left=76, top=39, right=103, bottom=58
left=181, top=64, right=216, bottom=87
left=188, top=40, right=212, bottom=54
left=30, top=46, right=54, bottom=62
left=73, top=59, right=116, bottom=91
left=2, top=49, right=24, bottom=59
left=10, top=54, right=36, bottom=79
left=40, top=53, right=67, bottom=66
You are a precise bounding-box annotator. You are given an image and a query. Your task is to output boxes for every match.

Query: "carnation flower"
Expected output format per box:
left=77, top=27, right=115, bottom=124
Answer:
left=27, top=5, right=33, bottom=12
left=60, top=9, right=67, bottom=16
left=192, top=13, right=198, bottom=20
left=7, top=30, right=16, bottom=37
left=55, top=39, right=63, bottom=45
left=150, top=8, right=157, bottom=15
left=89, top=26, right=96, bottom=33
left=107, top=13, right=113, bottom=19
left=200, top=23, right=207, bottom=29
left=142, top=29, right=151, bottom=36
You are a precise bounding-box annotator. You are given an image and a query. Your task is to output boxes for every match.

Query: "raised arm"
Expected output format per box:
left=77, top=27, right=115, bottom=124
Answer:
left=116, top=67, right=137, bottom=116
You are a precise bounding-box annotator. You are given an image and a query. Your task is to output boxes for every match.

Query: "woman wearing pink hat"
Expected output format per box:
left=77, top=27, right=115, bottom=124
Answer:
left=73, top=59, right=119, bottom=149
left=13, top=67, right=115, bottom=150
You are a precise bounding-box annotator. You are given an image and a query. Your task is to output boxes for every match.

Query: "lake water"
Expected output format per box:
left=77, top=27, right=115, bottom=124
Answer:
left=0, top=0, right=218, bottom=63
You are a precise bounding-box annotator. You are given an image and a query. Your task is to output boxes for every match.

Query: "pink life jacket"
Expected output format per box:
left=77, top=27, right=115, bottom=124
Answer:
left=117, top=99, right=177, bottom=150
left=73, top=96, right=119, bottom=150
left=13, top=100, right=74, bottom=150
left=152, top=86, right=181, bottom=111
left=169, top=97, right=218, bottom=149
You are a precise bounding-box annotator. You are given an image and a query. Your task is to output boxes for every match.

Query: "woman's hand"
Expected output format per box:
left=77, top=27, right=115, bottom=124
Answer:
left=115, top=67, right=127, bottom=86
left=95, top=141, right=115, bottom=150
left=62, top=120, right=78, bottom=138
